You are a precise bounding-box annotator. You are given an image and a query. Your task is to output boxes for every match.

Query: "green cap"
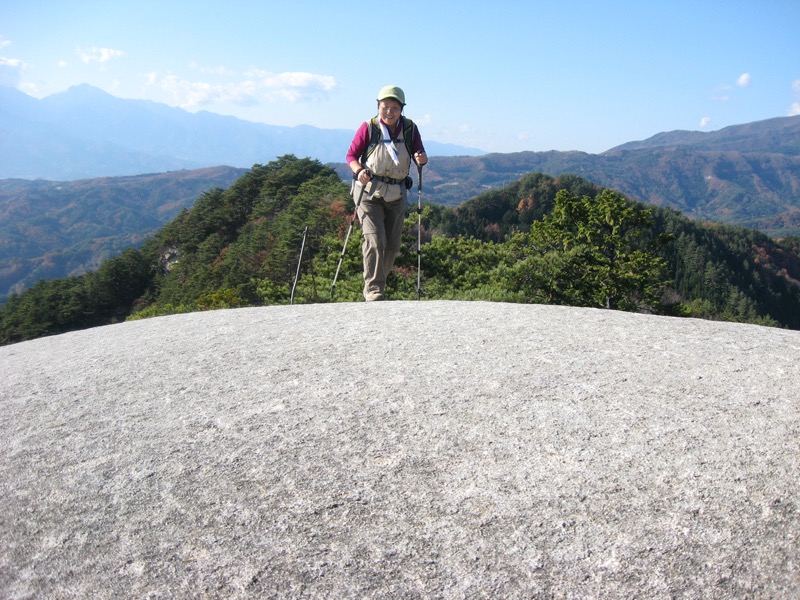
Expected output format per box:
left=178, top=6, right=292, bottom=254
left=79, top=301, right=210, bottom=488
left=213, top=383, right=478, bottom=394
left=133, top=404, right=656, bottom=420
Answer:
left=377, top=85, right=406, bottom=106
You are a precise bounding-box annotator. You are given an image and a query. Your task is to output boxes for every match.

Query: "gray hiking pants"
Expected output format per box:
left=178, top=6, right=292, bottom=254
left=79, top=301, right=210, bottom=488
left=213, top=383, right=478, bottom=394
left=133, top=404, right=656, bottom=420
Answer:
left=357, top=191, right=407, bottom=300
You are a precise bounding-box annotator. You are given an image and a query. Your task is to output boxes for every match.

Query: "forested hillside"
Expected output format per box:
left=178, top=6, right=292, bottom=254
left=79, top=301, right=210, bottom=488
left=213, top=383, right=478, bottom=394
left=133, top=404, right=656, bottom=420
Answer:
left=0, top=166, right=247, bottom=301
left=2, top=156, right=799, bottom=345
left=3, top=115, right=798, bottom=306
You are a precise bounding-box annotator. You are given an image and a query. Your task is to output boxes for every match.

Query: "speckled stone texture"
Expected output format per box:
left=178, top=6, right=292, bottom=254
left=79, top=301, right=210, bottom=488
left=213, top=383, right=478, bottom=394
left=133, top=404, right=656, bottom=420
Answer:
left=2, top=301, right=798, bottom=598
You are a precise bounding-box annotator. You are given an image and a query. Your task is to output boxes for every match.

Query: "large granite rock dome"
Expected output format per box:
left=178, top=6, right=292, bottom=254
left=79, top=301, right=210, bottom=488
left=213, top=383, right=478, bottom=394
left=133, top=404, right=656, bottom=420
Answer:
left=2, top=301, right=798, bottom=597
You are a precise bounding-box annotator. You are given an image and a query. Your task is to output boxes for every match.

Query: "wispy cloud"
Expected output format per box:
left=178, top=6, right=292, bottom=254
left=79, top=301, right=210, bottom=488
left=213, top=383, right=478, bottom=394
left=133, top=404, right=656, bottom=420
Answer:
left=189, top=62, right=232, bottom=76
left=155, top=74, right=258, bottom=108
left=710, top=82, right=731, bottom=102
left=699, top=116, right=711, bottom=127
left=711, top=73, right=752, bottom=103
left=737, top=72, right=751, bottom=87
left=0, top=56, right=24, bottom=68
left=244, top=69, right=339, bottom=102
left=0, top=56, right=25, bottom=86
left=0, top=36, right=11, bottom=49
left=78, top=46, right=126, bottom=64
left=146, top=69, right=339, bottom=108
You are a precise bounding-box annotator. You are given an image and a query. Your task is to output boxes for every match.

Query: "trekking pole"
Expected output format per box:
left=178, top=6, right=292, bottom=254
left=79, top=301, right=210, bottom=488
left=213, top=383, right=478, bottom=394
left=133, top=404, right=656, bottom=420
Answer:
left=330, top=184, right=366, bottom=297
left=290, top=226, right=308, bottom=305
left=416, top=162, right=423, bottom=300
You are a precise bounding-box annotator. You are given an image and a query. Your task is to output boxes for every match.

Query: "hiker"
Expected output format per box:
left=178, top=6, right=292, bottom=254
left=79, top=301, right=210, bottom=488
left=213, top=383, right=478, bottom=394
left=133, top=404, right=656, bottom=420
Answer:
left=346, top=85, right=427, bottom=301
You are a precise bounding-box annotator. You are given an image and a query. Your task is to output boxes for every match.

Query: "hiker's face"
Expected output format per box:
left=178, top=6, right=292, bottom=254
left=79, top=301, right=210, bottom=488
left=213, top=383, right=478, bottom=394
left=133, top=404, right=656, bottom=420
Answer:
left=378, top=99, right=402, bottom=125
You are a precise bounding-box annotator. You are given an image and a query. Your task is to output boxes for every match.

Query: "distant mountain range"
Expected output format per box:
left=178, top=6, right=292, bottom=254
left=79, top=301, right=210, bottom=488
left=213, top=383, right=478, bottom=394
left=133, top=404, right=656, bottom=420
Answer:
left=2, top=83, right=800, bottom=300
left=0, top=84, right=484, bottom=180
left=405, top=115, right=800, bottom=236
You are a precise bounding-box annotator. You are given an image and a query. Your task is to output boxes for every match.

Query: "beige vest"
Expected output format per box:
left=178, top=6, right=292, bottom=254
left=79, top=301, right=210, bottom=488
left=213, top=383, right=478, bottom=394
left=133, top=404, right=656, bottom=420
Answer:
left=361, top=120, right=411, bottom=201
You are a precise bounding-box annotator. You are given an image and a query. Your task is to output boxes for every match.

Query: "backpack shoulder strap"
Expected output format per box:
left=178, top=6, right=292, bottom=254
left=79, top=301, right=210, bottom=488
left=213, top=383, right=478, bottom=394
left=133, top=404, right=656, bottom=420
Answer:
left=361, top=118, right=381, bottom=163
left=401, top=117, right=415, bottom=157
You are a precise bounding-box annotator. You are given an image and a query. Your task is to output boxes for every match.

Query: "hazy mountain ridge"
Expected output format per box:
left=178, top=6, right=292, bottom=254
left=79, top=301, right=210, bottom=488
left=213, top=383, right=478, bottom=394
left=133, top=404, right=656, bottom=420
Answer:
left=0, top=84, right=484, bottom=180
left=605, top=116, right=800, bottom=154
left=412, top=117, right=800, bottom=236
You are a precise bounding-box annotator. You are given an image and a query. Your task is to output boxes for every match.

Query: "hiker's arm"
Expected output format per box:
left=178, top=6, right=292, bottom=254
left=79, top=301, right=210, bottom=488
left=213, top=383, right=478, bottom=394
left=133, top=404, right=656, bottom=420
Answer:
left=346, top=122, right=370, bottom=170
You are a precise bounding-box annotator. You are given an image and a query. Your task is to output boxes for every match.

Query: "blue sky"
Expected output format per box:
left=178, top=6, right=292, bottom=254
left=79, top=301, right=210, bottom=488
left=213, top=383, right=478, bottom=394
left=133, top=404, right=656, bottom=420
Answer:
left=2, top=0, right=799, bottom=154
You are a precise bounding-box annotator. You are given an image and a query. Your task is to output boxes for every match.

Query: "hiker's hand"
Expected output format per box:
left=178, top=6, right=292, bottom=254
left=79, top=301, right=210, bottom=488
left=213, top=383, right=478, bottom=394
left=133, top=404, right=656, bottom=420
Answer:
left=415, top=150, right=428, bottom=166
left=355, top=168, right=373, bottom=184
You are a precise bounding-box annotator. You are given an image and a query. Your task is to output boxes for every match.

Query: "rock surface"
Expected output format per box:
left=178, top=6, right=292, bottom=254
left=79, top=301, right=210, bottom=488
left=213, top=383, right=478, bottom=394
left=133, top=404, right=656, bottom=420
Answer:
left=1, top=301, right=799, bottom=598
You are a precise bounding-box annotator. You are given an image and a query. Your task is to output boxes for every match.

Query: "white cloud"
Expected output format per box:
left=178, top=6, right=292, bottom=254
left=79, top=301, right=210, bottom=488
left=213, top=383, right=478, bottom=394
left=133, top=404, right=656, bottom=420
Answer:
left=151, top=73, right=259, bottom=108
left=0, top=36, right=11, bottom=49
left=78, top=46, right=126, bottom=64
left=158, top=75, right=221, bottom=107
left=0, top=56, right=25, bottom=86
left=736, top=72, right=751, bottom=87
left=244, top=70, right=338, bottom=102
left=0, top=56, right=24, bottom=68
left=793, top=79, right=800, bottom=93
left=147, top=70, right=339, bottom=108
left=19, top=81, right=39, bottom=95
left=700, top=116, right=711, bottom=127
left=711, top=74, right=751, bottom=102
